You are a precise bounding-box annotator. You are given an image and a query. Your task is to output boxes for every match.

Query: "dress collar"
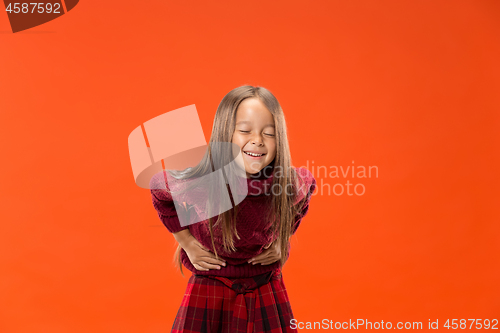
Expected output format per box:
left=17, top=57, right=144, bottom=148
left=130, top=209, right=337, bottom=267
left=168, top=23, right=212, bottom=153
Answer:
left=246, top=174, right=274, bottom=196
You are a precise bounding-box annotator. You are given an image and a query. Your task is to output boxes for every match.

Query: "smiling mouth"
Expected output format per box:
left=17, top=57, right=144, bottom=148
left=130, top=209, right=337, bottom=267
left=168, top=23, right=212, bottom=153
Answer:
left=244, top=151, right=266, bottom=157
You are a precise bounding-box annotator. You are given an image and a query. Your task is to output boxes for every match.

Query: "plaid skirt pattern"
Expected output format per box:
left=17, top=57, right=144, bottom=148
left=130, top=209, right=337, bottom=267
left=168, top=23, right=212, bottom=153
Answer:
left=171, top=267, right=297, bottom=333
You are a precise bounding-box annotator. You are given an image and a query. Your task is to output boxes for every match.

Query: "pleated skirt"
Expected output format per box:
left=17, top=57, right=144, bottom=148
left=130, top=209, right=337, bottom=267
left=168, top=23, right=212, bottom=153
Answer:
left=171, top=267, right=297, bottom=333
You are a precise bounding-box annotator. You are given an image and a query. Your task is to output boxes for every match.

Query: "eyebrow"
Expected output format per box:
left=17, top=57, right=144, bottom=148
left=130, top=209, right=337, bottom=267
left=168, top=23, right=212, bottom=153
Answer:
left=235, top=121, right=275, bottom=129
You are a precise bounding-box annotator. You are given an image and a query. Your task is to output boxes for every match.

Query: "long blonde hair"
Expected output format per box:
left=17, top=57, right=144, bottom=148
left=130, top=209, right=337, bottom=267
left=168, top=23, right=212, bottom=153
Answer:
left=167, top=85, right=307, bottom=276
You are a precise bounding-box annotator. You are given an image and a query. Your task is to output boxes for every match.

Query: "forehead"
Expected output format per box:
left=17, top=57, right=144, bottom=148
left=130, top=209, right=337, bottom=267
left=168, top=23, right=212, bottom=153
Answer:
left=235, top=98, right=275, bottom=125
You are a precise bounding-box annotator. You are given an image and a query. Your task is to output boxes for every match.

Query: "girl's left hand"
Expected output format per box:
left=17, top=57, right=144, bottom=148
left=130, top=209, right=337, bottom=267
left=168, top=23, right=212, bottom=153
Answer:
left=247, top=238, right=281, bottom=265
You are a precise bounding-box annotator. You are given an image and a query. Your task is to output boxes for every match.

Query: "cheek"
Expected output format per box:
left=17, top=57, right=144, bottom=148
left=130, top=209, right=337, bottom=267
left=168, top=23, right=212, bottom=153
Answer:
left=271, top=141, right=277, bottom=153
left=231, top=134, right=245, bottom=151
left=268, top=144, right=277, bottom=159
left=231, top=134, right=240, bottom=145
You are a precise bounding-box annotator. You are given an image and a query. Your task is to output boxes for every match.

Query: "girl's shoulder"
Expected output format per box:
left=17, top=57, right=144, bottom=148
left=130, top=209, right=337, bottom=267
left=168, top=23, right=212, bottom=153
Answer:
left=149, top=170, right=173, bottom=201
left=293, top=166, right=314, bottom=182
left=292, top=166, right=316, bottom=187
left=291, top=166, right=317, bottom=204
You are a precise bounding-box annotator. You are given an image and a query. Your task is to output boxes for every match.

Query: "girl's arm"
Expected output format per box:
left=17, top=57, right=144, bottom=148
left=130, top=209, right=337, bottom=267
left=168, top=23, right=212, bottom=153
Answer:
left=292, top=167, right=317, bottom=235
left=150, top=172, right=225, bottom=271
left=173, top=229, right=227, bottom=271
left=292, top=198, right=311, bottom=235
left=173, top=229, right=192, bottom=246
left=150, top=172, right=190, bottom=234
left=249, top=168, right=317, bottom=265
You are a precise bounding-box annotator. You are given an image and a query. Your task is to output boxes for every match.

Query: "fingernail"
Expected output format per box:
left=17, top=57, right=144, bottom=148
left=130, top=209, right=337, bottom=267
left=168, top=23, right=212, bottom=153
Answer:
left=217, top=266, right=221, bottom=269
left=222, top=263, right=226, bottom=266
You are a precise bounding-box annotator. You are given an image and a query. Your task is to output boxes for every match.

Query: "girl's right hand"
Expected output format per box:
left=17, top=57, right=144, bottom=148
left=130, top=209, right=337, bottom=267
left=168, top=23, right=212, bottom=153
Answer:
left=181, top=234, right=226, bottom=271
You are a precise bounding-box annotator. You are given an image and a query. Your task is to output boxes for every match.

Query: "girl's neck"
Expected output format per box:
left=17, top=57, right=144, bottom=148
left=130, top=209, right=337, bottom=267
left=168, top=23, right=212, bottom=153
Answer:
left=246, top=165, right=274, bottom=180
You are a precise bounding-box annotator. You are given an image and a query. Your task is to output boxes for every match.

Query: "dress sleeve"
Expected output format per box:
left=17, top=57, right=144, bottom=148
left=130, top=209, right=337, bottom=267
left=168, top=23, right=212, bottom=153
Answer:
left=292, top=167, right=317, bottom=235
left=149, top=171, right=190, bottom=234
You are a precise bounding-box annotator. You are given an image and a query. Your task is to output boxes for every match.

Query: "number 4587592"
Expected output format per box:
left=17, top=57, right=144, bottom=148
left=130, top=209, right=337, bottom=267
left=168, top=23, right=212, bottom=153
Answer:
left=5, top=3, right=61, bottom=14
left=443, top=319, right=498, bottom=330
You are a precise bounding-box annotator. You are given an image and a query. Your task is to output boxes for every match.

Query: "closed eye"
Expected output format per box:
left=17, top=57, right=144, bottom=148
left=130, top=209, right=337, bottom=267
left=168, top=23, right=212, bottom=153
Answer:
left=239, top=130, right=274, bottom=137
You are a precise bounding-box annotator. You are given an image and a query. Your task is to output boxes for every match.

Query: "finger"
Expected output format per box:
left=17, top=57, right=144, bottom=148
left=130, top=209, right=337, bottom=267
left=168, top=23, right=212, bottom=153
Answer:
left=197, top=250, right=226, bottom=263
left=251, top=258, right=276, bottom=265
left=198, top=261, right=223, bottom=270
left=248, top=252, right=269, bottom=263
left=264, top=243, right=272, bottom=249
left=259, top=258, right=279, bottom=265
left=200, top=256, right=226, bottom=266
left=207, top=253, right=227, bottom=263
left=193, top=263, right=209, bottom=271
left=256, top=253, right=280, bottom=264
left=256, top=251, right=272, bottom=260
left=250, top=256, right=272, bottom=265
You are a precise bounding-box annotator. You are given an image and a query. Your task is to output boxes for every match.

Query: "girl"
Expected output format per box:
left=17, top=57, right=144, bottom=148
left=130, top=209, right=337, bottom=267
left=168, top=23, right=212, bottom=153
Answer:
left=150, top=85, right=316, bottom=333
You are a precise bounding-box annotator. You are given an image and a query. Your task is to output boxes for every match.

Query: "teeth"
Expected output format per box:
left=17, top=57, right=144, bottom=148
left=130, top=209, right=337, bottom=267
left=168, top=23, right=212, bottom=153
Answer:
left=245, top=151, right=264, bottom=157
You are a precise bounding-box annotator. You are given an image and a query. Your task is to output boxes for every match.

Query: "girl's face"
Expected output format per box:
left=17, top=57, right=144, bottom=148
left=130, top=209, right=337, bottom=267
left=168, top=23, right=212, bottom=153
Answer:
left=231, top=98, right=277, bottom=178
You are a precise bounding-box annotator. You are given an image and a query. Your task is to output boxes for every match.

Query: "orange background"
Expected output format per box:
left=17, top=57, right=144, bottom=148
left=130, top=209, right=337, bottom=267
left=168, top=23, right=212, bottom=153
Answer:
left=1, top=1, right=499, bottom=332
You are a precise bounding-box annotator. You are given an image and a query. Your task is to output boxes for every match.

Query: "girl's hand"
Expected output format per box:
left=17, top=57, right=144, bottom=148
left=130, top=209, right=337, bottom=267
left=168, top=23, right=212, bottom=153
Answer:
left=247, top=238, right=282, bottom=266
left=180, top=233, right=226, bottom=271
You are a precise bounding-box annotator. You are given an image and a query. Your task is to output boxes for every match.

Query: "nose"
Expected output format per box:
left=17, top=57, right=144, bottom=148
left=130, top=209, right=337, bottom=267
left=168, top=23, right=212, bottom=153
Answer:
left=251, top=135, right=264, bottom=147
